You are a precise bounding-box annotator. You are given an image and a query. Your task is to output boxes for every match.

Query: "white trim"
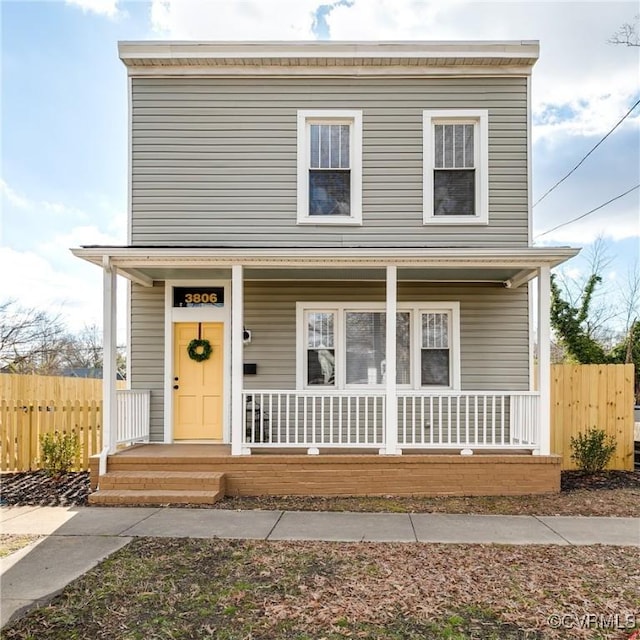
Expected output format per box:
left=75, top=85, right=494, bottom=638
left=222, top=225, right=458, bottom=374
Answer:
left=527, top=75, right=533, bottom=246
left=125, top=279, right=131, bottom=388
left=118, top=41, right=539, bottom=76
left=127, top=75, right=133, bottom=245
left=164, top=279, right=231, bottom=444
left=296, top=301, right=461, bottom=392
left=72, top=246, right=580, bottom=272
left=423, top=109, right=489, bottom=225
left=384, top=266, right=398, bottom=454
left=528, top=279, right=535, bottom=392
left=231, top=266, right=244, bottom=455
left=102, top=258, right=117, bottom=454
left=125, top=67, right=538, bottom=80
left=118, top=40, right=540, bottom=59
left=297, top=109, right=362, bottom=225
left=537, top=267, right=551, bottom=455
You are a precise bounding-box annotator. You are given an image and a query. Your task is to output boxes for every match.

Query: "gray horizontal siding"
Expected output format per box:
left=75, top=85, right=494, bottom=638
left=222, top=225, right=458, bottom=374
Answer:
left=243, top=281, right=529, bottom=391
left=130, top=282, right=165, bottom=441
left=131, top=76, right=529, bottom=248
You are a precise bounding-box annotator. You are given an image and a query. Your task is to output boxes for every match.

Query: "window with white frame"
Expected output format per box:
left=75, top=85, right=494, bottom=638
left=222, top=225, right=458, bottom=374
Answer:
left=423, top=110, right=488, bottom=225
left=421, top=311, right=451, bottom=386
left=306, top=311, right=336, bottom=386
left=297, top=110, right=362, bottom=224
left=297, top=303, right=459, bottom=390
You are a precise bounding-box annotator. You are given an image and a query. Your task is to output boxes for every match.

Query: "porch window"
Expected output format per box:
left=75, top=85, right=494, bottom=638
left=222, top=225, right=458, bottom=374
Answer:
left=297, top=303, right=459, bottom=390
left=297, top=110, right=362, bottom=225
left=345, top=311, right=410, bottom=385
left=423, top=110, right=488, bottom=225
left=421, top=311, right=451, bottom=386
left=306, top=311, right=336, bottom=386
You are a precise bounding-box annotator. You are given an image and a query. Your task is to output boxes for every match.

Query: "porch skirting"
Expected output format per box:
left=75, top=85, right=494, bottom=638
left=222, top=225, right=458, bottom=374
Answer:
left=91, top=447, right=561, bottom=497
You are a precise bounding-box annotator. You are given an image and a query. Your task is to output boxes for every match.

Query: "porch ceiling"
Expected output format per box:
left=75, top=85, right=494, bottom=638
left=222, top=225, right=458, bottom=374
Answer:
left=71, top=246, right=580, bottom=289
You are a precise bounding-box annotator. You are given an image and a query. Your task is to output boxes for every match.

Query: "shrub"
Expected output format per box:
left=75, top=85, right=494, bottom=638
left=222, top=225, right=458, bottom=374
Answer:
left=40, top=431, right=80, bottom=478
left=569, top=427, right=617, bottom=473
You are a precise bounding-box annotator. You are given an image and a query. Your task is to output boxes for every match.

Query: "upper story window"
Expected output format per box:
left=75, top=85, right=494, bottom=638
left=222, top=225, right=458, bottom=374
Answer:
left=297, top=110, right=362, bottom=225
left=423, top=110, right=488, bottom=225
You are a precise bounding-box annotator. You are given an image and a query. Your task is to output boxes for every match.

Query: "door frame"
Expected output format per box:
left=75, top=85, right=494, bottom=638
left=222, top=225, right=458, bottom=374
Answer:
left=164, top=279, right=231, bottom=443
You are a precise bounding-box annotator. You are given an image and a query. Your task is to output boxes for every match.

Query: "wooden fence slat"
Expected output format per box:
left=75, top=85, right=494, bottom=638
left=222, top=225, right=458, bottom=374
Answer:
left=0, top=398, right=103, bottom=472
left=550, top=363, right=634, bottom=470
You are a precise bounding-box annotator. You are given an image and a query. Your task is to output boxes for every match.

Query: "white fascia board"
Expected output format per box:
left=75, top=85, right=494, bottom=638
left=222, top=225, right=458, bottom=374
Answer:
left=71, top=246, right=580, bottom=271
left=118, top=41, right=539, bottom=77
left=118, top=40, right=539, bottom=62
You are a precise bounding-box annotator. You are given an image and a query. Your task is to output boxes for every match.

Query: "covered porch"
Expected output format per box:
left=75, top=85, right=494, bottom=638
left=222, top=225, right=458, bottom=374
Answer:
left=73, top=246, right=578, bottom=477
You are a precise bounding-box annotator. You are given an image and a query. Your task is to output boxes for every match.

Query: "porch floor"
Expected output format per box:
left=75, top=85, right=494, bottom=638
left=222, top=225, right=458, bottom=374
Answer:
left=92, top=443, right=561, bottom=499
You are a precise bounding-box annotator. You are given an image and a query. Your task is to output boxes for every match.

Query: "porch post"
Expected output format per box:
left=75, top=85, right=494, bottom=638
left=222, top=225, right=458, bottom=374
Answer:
left=537, top=265, right=551, bottom=455
left=384, top=265, right=399, bottom=454
left=102, top=257, right=117, bottom=454
left=231, top=264, right=245, bottom=455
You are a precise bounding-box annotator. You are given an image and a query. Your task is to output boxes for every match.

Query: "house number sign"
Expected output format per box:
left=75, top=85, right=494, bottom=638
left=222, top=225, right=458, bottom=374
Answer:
left=173, top=287, right=225, bottom=307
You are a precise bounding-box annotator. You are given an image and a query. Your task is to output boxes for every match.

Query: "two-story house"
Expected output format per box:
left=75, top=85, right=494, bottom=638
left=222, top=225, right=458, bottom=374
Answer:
left=74, top=41, right=578, bottom=504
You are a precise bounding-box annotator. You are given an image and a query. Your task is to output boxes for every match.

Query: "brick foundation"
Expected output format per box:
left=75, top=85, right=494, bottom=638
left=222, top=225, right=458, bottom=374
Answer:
left=92, top=447, right=561, bottom=497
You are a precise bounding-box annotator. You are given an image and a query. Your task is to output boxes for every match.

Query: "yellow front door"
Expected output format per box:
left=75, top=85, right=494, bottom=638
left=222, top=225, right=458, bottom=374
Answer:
left=173, top=322, right=224, bottom=440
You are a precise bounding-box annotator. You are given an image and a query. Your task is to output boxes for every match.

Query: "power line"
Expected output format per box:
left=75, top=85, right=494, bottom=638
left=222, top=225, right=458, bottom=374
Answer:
left=534, top=183, right=640, bottom=239
left=533, top=97, right=640, bottom=208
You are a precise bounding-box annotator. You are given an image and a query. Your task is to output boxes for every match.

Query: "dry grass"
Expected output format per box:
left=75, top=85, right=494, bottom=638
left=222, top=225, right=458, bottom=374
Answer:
left=2, top=538, right=639, bottom=640
left=215, top=487, right=640, bottom=518
left=0, top=534, right=41, bottom=559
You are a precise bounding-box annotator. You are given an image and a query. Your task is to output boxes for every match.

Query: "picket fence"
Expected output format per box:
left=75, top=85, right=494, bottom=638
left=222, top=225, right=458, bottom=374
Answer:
left=0, top=399, right=102, bottom=472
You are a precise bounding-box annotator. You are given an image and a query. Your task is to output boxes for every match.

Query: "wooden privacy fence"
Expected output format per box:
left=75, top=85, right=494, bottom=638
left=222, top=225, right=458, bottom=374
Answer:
left=0, top=400, right=102, bottom=472
left=0, top=374, right=104, bottom=403
left=550, top=364, right=635, bottom=470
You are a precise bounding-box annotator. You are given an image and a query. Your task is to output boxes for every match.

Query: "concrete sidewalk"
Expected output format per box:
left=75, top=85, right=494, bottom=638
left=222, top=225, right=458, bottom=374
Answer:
left=1, top=505, right=639, bottom=628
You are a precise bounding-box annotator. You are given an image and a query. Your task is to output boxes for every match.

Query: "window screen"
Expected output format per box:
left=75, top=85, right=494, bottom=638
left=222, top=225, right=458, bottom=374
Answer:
left=421, top=312, right=450, bottom=386
left=433, top=123, right=475, bottom=216
left=309, top=124, right=351, bottom=215
left=307, top=312, right=335, bottom=386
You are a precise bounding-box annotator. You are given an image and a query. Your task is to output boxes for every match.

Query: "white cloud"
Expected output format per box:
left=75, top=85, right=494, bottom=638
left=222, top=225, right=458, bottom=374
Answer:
left=150, top=0, right=319, bottom=39
left=65, top=0, right=122, bottom=18
left=1, top=178, right=89, bottom=221
left=0, top=246, right=127, bottom=337
left=0, top=246, right=102, bottom=330
left=0, top=179, right=29, bottom=209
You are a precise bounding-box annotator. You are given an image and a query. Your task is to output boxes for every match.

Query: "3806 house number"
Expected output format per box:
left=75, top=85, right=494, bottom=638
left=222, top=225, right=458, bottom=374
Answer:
left=185, top=292, right=217, bottom=304
left=173, top=287, right=225, bottom=308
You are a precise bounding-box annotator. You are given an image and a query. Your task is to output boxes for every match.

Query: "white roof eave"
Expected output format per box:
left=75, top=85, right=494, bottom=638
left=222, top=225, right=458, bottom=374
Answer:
left=71, top=246, right=579, bottom=288
left=117, top=40, right=539, bottom=75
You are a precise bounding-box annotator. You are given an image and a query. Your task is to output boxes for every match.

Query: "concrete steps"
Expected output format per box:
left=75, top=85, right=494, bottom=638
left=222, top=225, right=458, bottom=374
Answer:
left=89, top=470, right=226, bottom=505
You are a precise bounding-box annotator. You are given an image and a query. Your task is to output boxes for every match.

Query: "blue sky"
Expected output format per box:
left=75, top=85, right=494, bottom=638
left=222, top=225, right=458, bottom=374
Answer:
left=1, top=0, right=639, bottom=340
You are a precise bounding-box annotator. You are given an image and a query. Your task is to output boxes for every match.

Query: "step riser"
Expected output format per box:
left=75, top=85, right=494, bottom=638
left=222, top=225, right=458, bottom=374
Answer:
left=89, top=491, right=224, bottom=505
left=100, top=481, right=222, bottom=491
left=108, top=463, right=221, bottom=473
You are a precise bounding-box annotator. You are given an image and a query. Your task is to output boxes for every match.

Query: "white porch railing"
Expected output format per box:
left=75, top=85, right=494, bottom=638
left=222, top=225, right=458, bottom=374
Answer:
left=242, top=390, right=539, bottom=450
left=116, top=390, right=150, bottom=445
left=242, top=391, right=385, bottom=448
left=397, top=391, right=539, bottom=449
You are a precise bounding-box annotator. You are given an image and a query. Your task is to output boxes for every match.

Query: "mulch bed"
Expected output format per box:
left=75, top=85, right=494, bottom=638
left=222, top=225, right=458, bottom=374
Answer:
left=0, top=471, right=90, bottom=507
left=1, top=469, right=639, bottom=512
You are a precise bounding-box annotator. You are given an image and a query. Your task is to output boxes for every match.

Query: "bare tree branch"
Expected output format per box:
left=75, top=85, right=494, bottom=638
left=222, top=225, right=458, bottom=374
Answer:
left=608, top=15, right=640, bottom=46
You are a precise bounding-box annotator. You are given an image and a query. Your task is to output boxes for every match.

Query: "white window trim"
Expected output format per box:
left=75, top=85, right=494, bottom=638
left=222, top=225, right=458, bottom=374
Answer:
left=423, top=109, right=488, bottom=225
left=297, top=109, right=363, bottom=225
left=296, top=301, right=460, bottom=391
